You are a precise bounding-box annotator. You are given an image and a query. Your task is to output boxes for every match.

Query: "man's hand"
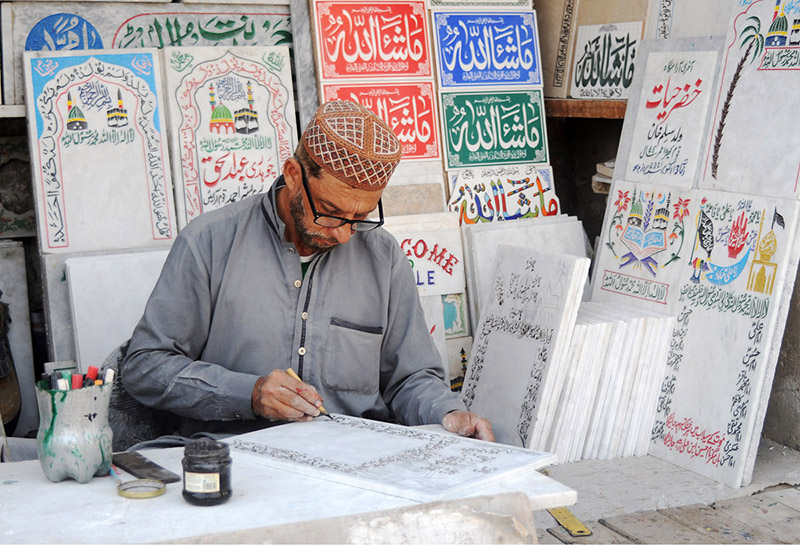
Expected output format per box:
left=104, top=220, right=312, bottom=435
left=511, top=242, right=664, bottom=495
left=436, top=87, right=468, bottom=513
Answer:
left=252, top=369, right=324, bottom=421
left=442, top=410, right=495, bottom=442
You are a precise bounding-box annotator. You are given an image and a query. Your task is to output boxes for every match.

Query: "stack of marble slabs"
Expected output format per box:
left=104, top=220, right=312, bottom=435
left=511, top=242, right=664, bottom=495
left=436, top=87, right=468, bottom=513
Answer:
left=460, top=245, right=590, bottom=450
left=461, top=215, right=591, bottom=333
left=544, top=301, right=673, bottom=463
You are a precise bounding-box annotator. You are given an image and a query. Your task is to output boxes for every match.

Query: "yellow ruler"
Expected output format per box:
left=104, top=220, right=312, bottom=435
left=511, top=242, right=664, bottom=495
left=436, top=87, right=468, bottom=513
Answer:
left=547, top=507, right=592, bottom=537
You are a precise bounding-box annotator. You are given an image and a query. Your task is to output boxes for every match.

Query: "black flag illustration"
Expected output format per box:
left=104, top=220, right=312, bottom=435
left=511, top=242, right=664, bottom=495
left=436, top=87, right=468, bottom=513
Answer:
left=773, top=207, right=785, bottom=230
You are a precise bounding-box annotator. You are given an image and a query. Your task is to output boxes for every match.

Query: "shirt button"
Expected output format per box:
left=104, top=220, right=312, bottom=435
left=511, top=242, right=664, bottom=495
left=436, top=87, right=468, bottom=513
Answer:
left=302, top=312, right=309, bottom=320
left=288, top=247, right=296, bottom=254
left=298, top=347, right=306, bottom=356
left=294, top=280, right=302, bottom=288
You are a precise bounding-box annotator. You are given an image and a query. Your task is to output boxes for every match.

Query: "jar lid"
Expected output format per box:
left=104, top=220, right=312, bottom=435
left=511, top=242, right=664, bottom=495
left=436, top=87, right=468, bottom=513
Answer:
left=184, top=438, right=230, bottom=460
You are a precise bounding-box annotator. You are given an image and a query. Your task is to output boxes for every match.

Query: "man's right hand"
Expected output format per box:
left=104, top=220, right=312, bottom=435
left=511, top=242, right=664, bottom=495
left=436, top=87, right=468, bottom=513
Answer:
left=251, top=369, right=324, bottom=421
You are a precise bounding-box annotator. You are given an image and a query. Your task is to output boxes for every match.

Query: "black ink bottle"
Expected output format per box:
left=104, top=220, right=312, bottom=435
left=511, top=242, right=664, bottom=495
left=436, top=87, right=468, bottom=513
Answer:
left=182, top=438, right=232, bottom=506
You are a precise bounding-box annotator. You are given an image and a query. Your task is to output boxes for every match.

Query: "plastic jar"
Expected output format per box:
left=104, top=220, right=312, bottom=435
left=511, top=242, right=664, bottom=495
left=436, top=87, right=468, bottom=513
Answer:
left=181, top=438, right=232, bottom=506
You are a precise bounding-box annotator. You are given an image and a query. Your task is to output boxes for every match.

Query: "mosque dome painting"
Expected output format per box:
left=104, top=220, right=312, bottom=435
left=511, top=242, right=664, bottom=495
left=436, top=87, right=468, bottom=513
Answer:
left=208, top=80, right=260, bottom=135
left=66, top=92, right=88, bottom=131
left=766, top=0, right=789, bottom=47
left=208, top=83, right=235, bottom=134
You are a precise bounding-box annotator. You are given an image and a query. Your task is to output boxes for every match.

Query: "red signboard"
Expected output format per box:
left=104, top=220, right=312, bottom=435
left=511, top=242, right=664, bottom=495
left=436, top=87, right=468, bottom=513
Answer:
left=322, top=82, right=441, bottom=160
left=314, top=0, right=432, bottom=79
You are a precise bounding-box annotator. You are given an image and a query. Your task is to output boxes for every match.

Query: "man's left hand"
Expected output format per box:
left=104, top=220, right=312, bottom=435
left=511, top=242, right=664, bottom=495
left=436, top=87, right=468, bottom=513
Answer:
left=442, top=410, right=494, bottom=442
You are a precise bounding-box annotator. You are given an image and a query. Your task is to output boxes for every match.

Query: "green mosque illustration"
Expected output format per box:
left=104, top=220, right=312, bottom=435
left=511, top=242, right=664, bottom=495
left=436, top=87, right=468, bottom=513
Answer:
left=208, top=81, right=259, bottom=135
left=66, top=92, right=88, bottom=131
left=106, top=89, right=129, bottom=128
left=767, top=0, right=789, bottom=47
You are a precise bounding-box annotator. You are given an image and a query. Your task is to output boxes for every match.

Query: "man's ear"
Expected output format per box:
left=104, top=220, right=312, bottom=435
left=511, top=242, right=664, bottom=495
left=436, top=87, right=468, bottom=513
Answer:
left=283, top=156, right=302, bottom=191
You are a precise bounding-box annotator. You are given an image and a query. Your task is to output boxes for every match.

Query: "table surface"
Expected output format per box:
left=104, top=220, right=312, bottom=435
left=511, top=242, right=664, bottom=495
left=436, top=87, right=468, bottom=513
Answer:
left=0, top=430, right=576, bottom=544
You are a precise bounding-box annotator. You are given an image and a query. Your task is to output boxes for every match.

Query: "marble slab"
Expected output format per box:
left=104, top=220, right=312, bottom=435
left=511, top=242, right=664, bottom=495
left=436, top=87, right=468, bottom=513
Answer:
left=645, top=0, right=737, bottom=40
left=311, top=0, right=432, bottom=81
left=461, top=245, right=590, bottom=449
left=0, top=242, right=37, bottom=437
left=383, top=212, right=465, bottom=297
left=445, top=335, right=471, bottom=391
left=570, top=21, right=643, bottom=99
left=230, top=415, right=556, bottom=502
left=462, top=215, right=588, bottom=331
left=24, top=49, right=176, bottom=254
left=65, top=250, right=169, bottom=372
left=3, top=2, right=292, bottom=105
left=431, top=11, right=543, bottom=88
left=440, top=88, right=549, bottom=169
left=614, top=37, right=724, bottom=188
left=162, top=46, right=297, bottom=228
left=419, top=294, right=449, bottom=382
left=0, top=137, right=35, bottom=238
left=700, top=0, right=800, bottom=198
left=447, top=164, right=561, bottom=225
left=427, top=0, right=532, bottom=9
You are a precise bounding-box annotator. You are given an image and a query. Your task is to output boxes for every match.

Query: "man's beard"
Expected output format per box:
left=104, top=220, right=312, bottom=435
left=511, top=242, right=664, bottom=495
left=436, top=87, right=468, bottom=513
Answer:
left=289, top=190, right=340, bottom=252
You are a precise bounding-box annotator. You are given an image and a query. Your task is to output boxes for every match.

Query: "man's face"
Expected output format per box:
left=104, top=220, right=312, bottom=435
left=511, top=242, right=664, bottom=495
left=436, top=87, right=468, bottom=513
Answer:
left=287, top=161, right=382, bottom=254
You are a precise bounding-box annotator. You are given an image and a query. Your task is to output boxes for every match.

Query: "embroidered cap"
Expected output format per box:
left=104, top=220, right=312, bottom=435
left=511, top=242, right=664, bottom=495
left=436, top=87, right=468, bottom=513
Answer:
left=302, top=100, right=402, bottom=191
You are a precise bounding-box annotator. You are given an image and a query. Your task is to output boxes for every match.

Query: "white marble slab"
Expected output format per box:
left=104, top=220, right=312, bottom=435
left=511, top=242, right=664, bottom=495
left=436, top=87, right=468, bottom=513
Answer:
left=419, top=294, right=449, bottom=382
left=3, top=2, right=292, bottom=105
left=383, top=212, right=466, bottom=297
left=570, top=21, right=643, bottom=99
left=461, top=245, right=590, bottom=449
left=699, top=0, right=800, bottom=198
left=24, top=49, right=176, bottom=254
left=614, top=37, right=724, bottom=188
left=463, top=215, right=588, bottom=331
left=65, top=250, right=169, bottom=372
left=447, top=164, right=561, bottom=225
left=0, top=241, right=37, bottom=437
left=0, top=137, right=34, bottom=239
left=162, top=46, right=297, bottom=228
left=230, top=415, right=556, bottom=502
left=645, top=0, right=737, bottom=40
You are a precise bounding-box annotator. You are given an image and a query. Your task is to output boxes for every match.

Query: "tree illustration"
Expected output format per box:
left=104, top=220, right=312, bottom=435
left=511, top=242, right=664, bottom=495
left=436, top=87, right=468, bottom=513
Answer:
left=711, top=16, right=765, bottom=179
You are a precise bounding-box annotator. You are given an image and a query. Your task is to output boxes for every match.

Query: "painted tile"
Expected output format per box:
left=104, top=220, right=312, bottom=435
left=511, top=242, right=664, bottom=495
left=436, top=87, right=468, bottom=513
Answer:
left=4, top=2, right=292, bottom=105
left=24, top=49, right=176, bottom=253
left=646, top=0, right=736, bottom=40
left=427, top=0, right=532, bottom=9
left=448, top=164, right=560, bottom=225
left=440, top=88, right=548, bottom=169
left=312, top=0, right=431, bottom=81
left=431, top=11, right=543, bottom=88
left=321, top=81, right=441, bottom=161
left=442, top=293, right=469, bottom=338
left=445, top=335, right=472, bottom=392
left=699, top=0, right=800, bottom=199
left=162, top=46, right=297, bottom=227
left=569, top=21, right=643, bottom=99
left=0, top=137, right=35, bottom=238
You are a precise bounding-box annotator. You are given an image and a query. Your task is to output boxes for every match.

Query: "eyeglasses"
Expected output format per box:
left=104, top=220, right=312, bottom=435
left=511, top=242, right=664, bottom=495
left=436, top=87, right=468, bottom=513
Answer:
left=296, top=159, right=384, bottom=232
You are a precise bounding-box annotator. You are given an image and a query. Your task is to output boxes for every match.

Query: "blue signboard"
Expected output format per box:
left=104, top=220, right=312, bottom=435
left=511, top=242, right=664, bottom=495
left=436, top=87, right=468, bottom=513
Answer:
left=433, top=12, right=542, bottom=87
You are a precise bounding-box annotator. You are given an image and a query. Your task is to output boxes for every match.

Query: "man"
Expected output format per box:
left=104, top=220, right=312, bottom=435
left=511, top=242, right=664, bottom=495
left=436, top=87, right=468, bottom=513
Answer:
left=122, top=100, right=493, bottom=442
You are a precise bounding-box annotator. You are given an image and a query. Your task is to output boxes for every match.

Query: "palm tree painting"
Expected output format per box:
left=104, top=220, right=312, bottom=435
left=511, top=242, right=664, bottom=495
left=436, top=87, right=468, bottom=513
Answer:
left=710, top=16, right=765, bottom=179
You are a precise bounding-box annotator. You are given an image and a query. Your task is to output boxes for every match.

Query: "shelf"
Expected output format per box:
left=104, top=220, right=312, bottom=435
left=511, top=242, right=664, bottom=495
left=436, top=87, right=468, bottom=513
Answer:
left=0, top=105, right=25, bottom=118
left=544, top=99, right=627, bottom=119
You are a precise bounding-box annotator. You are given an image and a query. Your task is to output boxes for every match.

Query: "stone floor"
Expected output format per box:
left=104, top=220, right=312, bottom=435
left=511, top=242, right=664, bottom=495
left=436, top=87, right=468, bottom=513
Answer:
left=534, top=438, right=800, bottom=544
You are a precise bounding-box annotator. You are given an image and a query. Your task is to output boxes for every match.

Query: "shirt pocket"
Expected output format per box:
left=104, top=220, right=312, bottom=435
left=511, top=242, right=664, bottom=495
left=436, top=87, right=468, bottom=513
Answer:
left=322, top=318, right=383, bottom=394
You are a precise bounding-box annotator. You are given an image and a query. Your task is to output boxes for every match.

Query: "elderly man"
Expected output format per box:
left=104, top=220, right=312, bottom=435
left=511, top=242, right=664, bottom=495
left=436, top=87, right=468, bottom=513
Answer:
left=122, top=100, right=494, bottom=442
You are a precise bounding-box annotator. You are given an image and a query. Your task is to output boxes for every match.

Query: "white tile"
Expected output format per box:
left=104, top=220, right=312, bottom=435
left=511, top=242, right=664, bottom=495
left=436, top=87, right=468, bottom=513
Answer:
left=570, top=21, right=643, bottom=100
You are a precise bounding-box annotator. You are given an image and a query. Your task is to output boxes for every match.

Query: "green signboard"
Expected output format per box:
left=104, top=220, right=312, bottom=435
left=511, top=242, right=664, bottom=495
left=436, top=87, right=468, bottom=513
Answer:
left=441, top=89, right=548, bottom=169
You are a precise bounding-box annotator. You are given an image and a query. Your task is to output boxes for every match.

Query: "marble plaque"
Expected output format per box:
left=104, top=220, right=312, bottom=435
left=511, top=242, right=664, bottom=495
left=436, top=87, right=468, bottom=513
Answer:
left=0, top=241, right=37, bottom=437
left=570, top=21, right=643, bottom=99
left=65, top=250, right=169, bottom=372
left=614, top=38, right=724, bottom=188
left=646, top=0, right=736, bottom=40
left=3, top=2, right=292, bottom=105
left=163, top=46, right=297, bottom=228
left=25, top=49, right=176, bottom=254
left=383, top=212, right=465, bottom=297
left=25, top=50, right=176, bottom=253
left=461, top=245, right=590, bottom=449
left=311, top=0, right=432, bottom=81
left=700, top=0, right=800, bottom=199
left=321, top=81, right=441, bottom=161
left=0, top=137, right=35, bottom=239
left=427, top=0, right=532, bottom=9
left=448, top=164, right=560, bottom=225
left=445, top=335, right=472, bottom=391
left=440, top=89, right=549, bottom=169
left=419, top=294, right=448, bottom=381
left=231, top=415, right=556, bottom=502
left=431, top=11, right=543, bottom=88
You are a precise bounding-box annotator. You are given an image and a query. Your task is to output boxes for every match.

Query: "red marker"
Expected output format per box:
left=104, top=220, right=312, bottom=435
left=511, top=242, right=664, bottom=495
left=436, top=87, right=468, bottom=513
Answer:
left=86, top=366, right=99, bottom=381
left=71, top=374, right=84, bottom=390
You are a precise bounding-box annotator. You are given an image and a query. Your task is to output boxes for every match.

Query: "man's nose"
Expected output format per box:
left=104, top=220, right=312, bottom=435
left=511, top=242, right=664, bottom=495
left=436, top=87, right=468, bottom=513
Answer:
left=330, top=224, right=354, bottom=244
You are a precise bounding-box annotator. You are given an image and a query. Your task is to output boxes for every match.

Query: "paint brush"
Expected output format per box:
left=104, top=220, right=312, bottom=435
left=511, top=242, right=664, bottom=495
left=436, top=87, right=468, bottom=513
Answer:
left=284, top=367, right=334, bottom=420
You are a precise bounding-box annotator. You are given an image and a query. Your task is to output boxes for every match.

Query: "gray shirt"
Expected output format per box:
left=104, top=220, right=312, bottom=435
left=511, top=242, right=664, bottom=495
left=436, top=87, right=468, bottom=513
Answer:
left=122, top=178, right=465, bottom=436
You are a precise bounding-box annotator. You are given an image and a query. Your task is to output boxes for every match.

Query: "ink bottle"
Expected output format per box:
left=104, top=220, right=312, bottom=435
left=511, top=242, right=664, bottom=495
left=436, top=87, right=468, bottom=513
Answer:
left=181, top=438, right=232, bottom=506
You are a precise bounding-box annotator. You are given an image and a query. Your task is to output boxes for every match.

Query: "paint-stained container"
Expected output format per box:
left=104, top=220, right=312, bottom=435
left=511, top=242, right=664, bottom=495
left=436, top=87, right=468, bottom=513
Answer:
left=182, top=438, right=232, bottom=506
left=35, top=382, right=113, bottom=483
